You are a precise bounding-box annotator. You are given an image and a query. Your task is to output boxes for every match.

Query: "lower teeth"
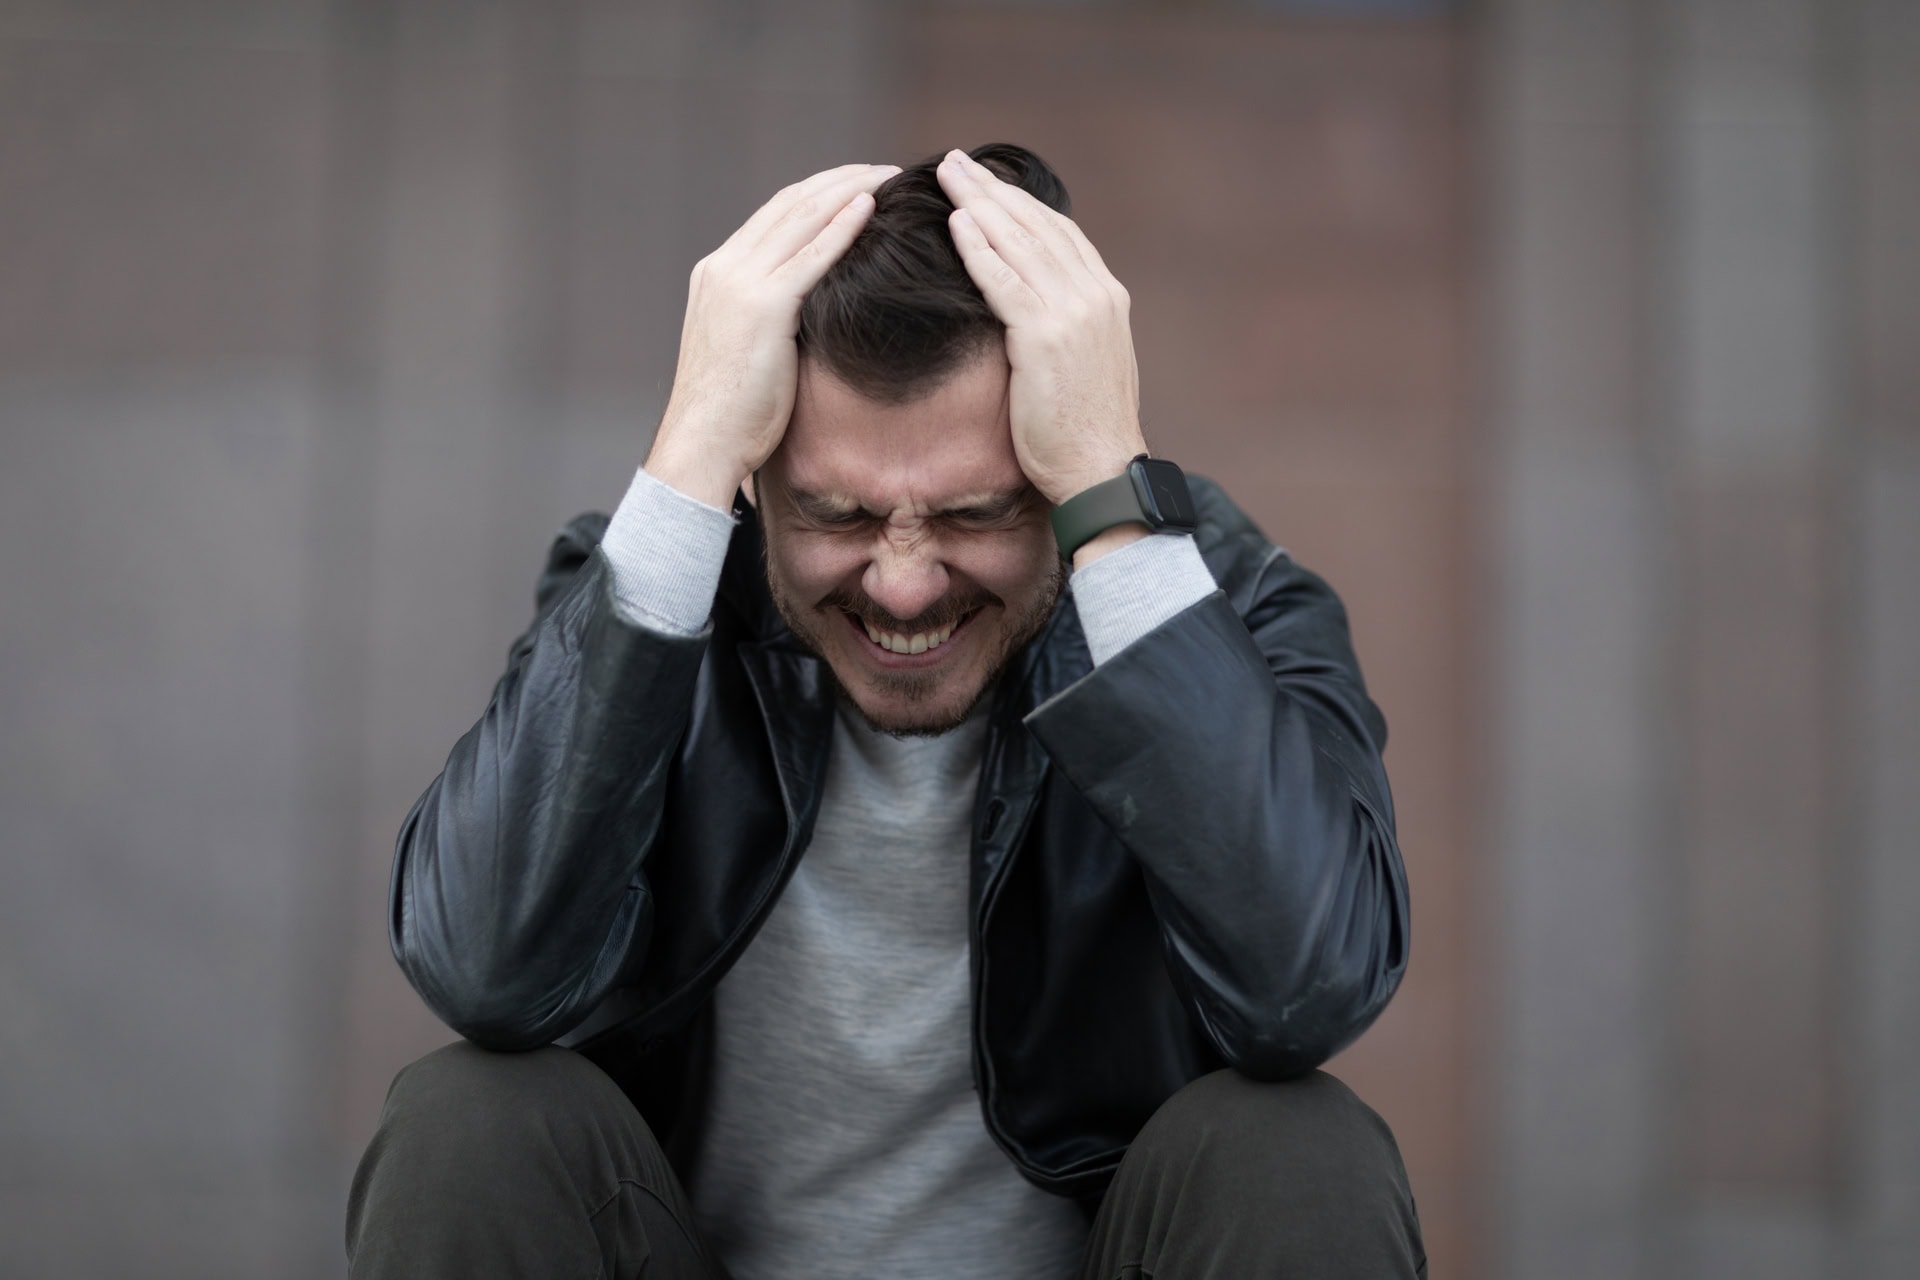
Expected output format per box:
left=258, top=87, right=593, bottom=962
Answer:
left=862, top=612, right=973, bottom=652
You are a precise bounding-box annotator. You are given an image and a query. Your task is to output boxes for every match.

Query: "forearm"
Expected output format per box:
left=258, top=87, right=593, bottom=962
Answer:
left=1028, top=573, right=1407, bottom=1079
left=1068, top=529, right=1217, bottom=666
left=601, top=458, right=738, bottom=632
left=392, top=474, right=735, bottom=1049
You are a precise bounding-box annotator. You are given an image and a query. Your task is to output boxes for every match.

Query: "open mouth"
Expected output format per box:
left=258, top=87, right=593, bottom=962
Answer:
left=843, top=607, right=981, bottom=659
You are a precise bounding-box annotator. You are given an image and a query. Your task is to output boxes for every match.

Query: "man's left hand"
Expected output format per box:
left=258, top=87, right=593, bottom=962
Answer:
left=937, top=149, right=1148, bottom=511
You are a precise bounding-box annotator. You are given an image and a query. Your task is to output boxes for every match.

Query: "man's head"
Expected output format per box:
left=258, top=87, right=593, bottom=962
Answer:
left=795, top=143, right=1070, bottom=402
left=757, top=145, right=1072, bottom=736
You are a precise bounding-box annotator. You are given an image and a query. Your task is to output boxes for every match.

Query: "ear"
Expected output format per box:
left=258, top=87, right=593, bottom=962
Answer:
left=741, top=470, right=758, bottom=508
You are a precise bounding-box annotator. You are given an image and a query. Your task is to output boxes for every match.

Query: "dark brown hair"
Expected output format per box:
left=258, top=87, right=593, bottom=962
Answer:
left=796, top=143, right=1071, bottom=404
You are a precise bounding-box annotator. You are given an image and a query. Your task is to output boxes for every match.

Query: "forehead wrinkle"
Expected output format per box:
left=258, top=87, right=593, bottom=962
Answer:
left=784, top=351, right=1024, bottom=518
left=864, top=432, right=1011, bottom=511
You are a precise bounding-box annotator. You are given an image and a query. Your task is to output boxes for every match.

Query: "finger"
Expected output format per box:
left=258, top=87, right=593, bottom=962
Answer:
left=1049, top=212, right=1131, bottom=313
left=947, top=206, right=1045, bottom=326
left=1051, top=212, right=1113, bottom=278
left=728, top=163, right=895, bottom=255
left=732, top=162, right=885, bottom=245
left=746, top=164, right=898, bottom=266
left=944, top=150, right=1093, bottom=273
left=953, top=153, right=1132, bottom=309
left=768, top=189, right=879, bottom=298
left=937, top=155, right=1076, bottom=298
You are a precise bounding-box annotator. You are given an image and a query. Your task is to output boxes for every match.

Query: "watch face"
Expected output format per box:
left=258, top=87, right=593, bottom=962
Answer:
left=1132, top=458, right=1197, bottom=529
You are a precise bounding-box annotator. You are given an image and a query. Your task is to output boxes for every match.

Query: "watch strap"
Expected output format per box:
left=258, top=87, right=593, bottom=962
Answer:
left=1051, top=459, right=1153, bottom=558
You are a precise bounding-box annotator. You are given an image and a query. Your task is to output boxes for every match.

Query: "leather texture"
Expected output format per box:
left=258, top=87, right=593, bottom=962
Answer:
left=388, top=476, right=1410, bottom=1201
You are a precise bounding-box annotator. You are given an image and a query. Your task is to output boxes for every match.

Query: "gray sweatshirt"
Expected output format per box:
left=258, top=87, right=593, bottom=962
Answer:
left=599, top=465, right=1216, bottom=1279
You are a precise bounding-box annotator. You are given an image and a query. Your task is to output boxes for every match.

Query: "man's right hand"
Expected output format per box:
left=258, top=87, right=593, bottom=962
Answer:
left=643, top=162, right=899, bottom=509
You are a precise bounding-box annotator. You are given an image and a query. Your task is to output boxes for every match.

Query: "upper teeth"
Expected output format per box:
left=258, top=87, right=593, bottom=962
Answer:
left=863, top=618, right=958, bottom=654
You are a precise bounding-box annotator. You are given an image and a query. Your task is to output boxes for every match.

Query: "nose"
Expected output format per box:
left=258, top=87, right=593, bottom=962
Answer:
left=861, top=536, right=950, bottom=625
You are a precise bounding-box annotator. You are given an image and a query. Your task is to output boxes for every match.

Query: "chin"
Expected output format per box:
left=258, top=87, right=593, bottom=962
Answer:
left=833, top=664, right=995, bottom=738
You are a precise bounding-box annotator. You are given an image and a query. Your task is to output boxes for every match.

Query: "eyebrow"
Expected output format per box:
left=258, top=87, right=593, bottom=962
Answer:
left=789, top=487, right=1035, bottom=522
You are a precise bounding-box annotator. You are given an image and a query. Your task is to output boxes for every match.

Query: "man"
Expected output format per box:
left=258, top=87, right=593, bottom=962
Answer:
left=347, top=144, right=1423, bottom=1278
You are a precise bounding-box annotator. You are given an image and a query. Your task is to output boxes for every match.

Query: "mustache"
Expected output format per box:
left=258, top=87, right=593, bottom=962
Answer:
left=819, top=585, right=996, bottom=635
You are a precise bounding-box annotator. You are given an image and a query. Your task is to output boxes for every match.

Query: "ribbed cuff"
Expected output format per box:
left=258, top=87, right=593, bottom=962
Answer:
left=1069, top=533, right=1217, bottom=666
left=600, top=464, right=737, bottom=635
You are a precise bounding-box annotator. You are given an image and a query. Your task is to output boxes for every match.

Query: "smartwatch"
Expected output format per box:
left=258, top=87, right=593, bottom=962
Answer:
left=1050, top=454, right=1198, bottom=558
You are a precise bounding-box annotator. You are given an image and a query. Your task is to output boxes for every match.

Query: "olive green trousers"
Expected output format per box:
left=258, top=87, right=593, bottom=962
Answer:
left=347, top=1041, right=1425, bottom=1279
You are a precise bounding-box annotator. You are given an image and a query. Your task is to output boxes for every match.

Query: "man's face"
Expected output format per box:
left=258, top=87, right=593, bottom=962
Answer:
left=756, top=349, right=1065, bottom=736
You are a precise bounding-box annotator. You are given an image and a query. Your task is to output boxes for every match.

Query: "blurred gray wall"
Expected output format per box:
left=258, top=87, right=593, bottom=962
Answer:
left=1488, top=0, right=1920, bottom=1276
left=0, top=1, right=1913, bottom=1277
left=0, top=1, right=887, bottom=1274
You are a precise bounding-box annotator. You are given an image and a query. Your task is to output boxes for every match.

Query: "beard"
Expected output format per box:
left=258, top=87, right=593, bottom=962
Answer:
left=763, top=547, right=1068, bottom=739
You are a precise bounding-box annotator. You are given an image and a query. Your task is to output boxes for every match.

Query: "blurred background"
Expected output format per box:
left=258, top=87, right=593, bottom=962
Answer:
left=1, top=0, right=1914, bottom=1275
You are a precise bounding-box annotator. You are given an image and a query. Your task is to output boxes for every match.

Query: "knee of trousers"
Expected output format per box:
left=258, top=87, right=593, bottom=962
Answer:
left=1132, top=1067, right=1411, bottom=1195
left=363, top=1039, right=655, bottom=1185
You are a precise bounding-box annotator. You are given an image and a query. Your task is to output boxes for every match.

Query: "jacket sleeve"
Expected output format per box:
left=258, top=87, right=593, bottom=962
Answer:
left=387, top=515, right=708, bottom=1050
left=1023, top=504, right=1409, bottom=1081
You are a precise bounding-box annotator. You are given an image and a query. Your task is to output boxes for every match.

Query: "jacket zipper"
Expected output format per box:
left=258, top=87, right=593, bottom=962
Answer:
left=969, top=776, right=1043, bottom=1173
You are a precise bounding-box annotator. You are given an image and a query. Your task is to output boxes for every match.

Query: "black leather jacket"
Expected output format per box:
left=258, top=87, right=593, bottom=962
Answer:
left=389, top=476, right=1409, bottom=1201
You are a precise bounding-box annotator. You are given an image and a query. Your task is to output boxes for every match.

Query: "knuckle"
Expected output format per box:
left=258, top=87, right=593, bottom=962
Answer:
left=758, top=283, right=803, bottom=320
left=1028, top=318, right=1068, bottom=349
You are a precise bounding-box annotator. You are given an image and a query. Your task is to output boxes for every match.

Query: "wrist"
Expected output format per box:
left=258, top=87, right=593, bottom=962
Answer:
left=1050, top=450, right=1197, bottom=561
left=1071, top=523, right=1150, bottom=569
left=643, top=434, right=748, bottom=511
left=1044, top=442, right=1148, bottom=509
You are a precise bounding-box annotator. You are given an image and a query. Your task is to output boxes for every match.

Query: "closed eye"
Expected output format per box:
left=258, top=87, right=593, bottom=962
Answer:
left=939, top=490, right=1036, bottom=528
left=942, top=507, right=1019, bottom=529
left=787, top=487, right=1036, bottom=530
left=807, top=509, right=875, bottom=530
left=789, top=491, right=877, bottom=528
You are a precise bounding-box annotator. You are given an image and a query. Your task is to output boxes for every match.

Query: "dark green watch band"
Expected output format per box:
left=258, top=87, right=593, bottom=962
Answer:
left=1052, top=454, right=1199, bottom=557
left=1051, top=468, right=1150, bottom=558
